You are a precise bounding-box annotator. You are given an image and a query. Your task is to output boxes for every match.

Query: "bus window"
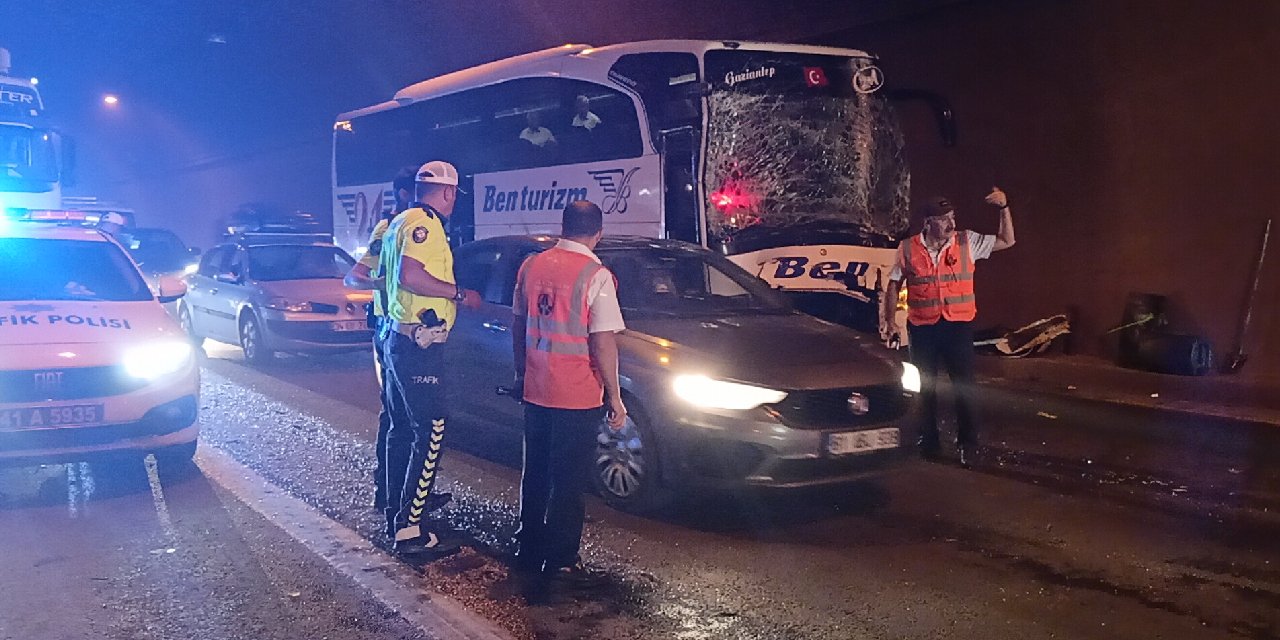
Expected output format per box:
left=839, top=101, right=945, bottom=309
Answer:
left=481, top=78, right=643, bottom=173
left=336, top=105, right=422, bottom=187
left=608, top=53, right=702, bottom=143
left=337, top=77, right=644, bottom=189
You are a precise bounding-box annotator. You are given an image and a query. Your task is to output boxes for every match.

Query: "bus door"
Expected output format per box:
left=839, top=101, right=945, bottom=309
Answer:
left=660, top=126, right=701, bottom=246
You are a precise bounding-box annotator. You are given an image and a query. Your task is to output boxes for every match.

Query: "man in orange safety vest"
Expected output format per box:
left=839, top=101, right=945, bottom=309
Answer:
left=884, top=188, right=1017, bottom=468
left=511, top=200, right=627, bottom=578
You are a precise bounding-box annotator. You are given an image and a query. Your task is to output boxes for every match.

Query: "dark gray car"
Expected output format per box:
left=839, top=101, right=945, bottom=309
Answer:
left=450, top=236, right=920, bottom=513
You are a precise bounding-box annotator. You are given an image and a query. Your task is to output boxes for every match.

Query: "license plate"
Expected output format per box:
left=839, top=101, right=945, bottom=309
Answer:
left=0, top=404, right=104, bottom=430
left=826, top=427, right=900, bottom=455
left=332, top=320, right=366, bottom=332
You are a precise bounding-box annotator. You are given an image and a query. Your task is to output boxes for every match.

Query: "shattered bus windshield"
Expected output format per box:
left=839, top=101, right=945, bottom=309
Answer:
left=703, top=50, right=909, bottom=243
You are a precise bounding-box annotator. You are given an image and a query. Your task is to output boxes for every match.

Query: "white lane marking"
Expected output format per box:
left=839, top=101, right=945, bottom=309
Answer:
left=143, top=454, right=177, bottom=538
left=196, top=444, right=514, bottom=640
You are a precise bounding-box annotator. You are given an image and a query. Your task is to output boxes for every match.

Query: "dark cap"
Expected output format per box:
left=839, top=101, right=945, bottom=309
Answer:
left=392, top=166, right=417, bottom=195
left=914, top=196, right=955, bottom=221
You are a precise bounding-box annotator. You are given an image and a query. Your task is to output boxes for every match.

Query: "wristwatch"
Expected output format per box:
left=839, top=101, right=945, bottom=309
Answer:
left=452, top=285, right=467, bottom=302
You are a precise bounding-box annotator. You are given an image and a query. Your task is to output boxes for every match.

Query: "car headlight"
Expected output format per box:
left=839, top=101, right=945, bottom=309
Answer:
left=672, top=374, right=787, bottom=411
left=901, top=362, right=921, bottom=393
left=182, top=263, right=198, bottom=276
left=124, top=341, right=194, bottom=380
left=264, top=297, right=313, bottom=312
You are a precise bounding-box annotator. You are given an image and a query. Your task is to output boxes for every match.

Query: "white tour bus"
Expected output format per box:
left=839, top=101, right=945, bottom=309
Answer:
left=332, top=41, right=952, bottom=336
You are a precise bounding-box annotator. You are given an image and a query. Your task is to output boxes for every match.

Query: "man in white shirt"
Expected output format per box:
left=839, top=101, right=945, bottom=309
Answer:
left=519, top=110, right=557, bottom=148
left=571, top=95, right=601, bottom=131
left=883, top=188, right=1016, bottom=468
left=511, top=200, right=626, bottom=578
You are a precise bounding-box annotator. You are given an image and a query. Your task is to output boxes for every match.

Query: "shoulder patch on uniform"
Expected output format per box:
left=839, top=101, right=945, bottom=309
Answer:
left=412, top=227, right=428, bottom=243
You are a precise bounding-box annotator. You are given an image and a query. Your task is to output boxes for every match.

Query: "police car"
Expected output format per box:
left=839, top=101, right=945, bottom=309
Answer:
left=0, top=218, right=200, bottom=465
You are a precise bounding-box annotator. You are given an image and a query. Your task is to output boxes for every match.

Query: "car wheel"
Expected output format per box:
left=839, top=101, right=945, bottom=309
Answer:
left=593, top=399, right=672, bottom=515
left=177, top=303, right=205, bottom=349
left=239, top=313, right=274, bottom=364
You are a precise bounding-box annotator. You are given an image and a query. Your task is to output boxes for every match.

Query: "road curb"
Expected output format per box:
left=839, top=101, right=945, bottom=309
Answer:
left=976, top=376, right=1280, bottom=428
left=196, top=444, right=515, bottom=640
left=974, top=355, right=1280, bottom=427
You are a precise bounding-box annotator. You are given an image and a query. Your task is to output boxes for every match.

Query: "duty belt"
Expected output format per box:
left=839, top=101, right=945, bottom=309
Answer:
left=388, top=320, right=450, bottom=346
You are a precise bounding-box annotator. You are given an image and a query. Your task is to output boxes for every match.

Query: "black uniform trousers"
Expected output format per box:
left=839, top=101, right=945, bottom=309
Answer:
left=372, top=322, right=394, bottom=512
left=517, top=402, right=603, bottom=570
left=907, top=318, right=978, bottom=448
left=382, top=331, right=449, bottom=536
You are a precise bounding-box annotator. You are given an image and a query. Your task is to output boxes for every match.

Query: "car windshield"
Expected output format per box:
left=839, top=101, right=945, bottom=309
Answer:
left=599, top=246, right=790, bottom=317
left=122, top=228, right=192, bottom=273
left=246, top=245, right=354, bottom=282
left=0, top=237, right=153, bottom=301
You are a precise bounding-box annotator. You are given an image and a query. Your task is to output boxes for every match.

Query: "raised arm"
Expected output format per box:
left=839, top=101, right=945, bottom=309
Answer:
left=985, top=186, right=1016, bottom=251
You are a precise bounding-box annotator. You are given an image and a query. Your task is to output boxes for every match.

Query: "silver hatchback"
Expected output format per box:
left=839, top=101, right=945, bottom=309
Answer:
left=449, top=236, right=920, bottom=514
left=179, top=239, right=373, bottom=362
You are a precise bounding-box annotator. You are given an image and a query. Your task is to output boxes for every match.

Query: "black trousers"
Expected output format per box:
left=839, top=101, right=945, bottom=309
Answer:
left=517, top=403, right=603, bottom=570
left=383, top=332, right=448, bottom=534
left=908, top=319, right=978, bottom=447
left=372, top=324, right=393, bottom=511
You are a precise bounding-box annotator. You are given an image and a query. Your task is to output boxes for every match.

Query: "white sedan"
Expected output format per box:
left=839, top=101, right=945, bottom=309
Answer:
left=0, top=220, right=200, bottom=465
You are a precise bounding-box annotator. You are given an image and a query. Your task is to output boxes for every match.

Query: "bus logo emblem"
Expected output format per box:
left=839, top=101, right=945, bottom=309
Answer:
left=853, top=65, right=884, bottom=94
left=588, top=167, right=640, bottom=215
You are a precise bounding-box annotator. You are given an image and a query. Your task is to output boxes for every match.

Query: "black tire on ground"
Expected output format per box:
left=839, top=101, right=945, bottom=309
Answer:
left=592, top=397, right=674, bottom=515
left=239, top=312, right=274, bottom=364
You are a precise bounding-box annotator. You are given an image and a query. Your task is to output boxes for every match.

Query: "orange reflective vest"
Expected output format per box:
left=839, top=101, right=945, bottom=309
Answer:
left=901, top=232, right=978, bottom=325
left=519, top=247, right=608, bottom=410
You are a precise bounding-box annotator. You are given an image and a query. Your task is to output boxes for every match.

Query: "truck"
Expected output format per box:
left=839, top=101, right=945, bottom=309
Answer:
left=0, top=47, right=74, bottom=214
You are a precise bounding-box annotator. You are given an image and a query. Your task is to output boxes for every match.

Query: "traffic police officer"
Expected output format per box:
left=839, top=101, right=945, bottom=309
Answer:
left=343, top=166, right=417, bottom=513
left=379, top=160, right=481, bottom=555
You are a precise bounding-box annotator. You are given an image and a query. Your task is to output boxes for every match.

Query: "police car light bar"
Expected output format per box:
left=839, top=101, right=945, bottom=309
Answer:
left=1, top=208, right=97, bottom=223
left=1, top=209, right=93, bottom=222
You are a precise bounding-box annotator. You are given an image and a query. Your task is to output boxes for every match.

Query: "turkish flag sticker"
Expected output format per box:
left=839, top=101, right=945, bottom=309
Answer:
left=804, top=67, right=829, bottom=88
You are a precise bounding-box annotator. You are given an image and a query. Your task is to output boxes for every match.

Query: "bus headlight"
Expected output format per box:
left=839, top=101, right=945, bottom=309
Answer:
left=901, top=362, right=921, bottom=393
left=124, top=341, right=194, bottom=380
left=672, top=374, right=787, bottom=411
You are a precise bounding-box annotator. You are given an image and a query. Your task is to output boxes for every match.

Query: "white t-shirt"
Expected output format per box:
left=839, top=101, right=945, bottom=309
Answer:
left=514, top=239, right=626, bottom=334
left=520, top=127, right=557, bottom=147
left=572, top=111, right=601, bottom=130
left=888, top=231, right=996, bottom=281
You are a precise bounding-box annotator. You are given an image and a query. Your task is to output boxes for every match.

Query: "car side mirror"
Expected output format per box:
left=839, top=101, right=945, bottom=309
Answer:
left=156, top=275, right=188, bottom=303
left=214, top=272, right=241, bottom=284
